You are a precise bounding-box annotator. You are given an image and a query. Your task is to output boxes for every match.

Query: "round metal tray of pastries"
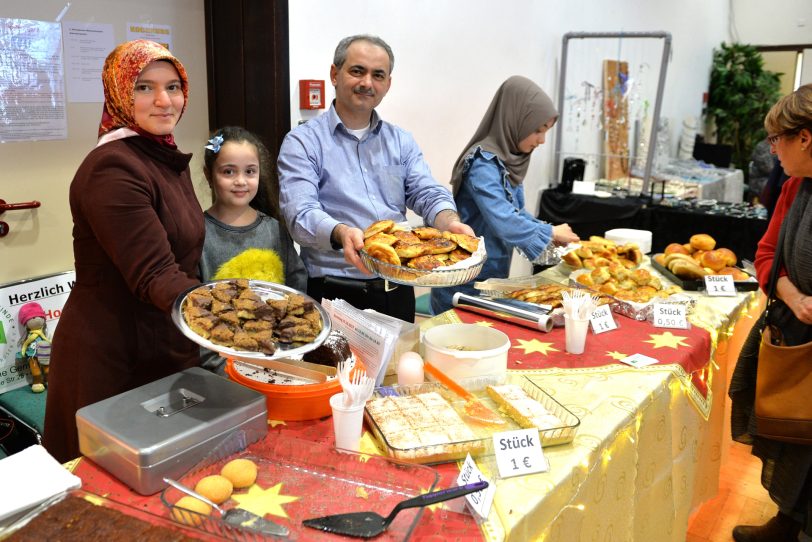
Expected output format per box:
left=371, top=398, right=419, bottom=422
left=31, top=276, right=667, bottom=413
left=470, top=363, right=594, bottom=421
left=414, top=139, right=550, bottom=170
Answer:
left=172, top=279, right=331, bottom=362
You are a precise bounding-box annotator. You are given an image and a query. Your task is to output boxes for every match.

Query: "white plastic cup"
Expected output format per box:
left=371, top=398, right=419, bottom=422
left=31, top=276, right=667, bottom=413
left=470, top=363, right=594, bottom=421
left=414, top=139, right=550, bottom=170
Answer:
left=329, top=392, right=365, bottom=452
left=564, top=314, right=589, bottom=355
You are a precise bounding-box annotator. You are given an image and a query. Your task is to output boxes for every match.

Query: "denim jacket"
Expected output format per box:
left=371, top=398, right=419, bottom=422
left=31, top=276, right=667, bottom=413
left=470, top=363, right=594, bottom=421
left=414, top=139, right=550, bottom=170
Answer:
left=431, top=148, right=553, bottom=314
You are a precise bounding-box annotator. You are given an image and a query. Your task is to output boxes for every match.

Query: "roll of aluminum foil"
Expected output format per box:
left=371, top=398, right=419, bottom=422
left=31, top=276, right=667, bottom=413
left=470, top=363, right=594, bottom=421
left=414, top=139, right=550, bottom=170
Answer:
left=452, top=292, right=554, bottom=332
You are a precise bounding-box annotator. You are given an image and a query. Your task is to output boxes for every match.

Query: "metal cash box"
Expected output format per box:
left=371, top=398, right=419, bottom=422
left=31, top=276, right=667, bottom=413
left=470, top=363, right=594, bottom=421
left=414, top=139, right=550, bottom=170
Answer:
left=76, top=367, right=268, bottom=495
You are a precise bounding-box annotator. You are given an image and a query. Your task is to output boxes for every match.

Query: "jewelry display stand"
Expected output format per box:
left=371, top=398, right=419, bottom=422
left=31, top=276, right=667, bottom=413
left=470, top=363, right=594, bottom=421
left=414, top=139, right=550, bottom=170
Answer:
left=552, top=31, right=672, bottom=196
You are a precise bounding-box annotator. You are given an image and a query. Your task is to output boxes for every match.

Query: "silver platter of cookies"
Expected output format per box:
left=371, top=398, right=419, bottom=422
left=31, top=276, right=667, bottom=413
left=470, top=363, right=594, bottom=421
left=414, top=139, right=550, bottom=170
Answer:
left=359, top=219, right=487, bottom=287
left=172, top=279, right=332, bottom=362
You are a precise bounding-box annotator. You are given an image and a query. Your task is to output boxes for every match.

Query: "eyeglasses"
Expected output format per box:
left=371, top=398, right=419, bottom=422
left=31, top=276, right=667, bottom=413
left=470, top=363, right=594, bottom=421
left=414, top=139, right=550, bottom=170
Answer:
left=766, top=133, right=784, bottom=145
left=767, top=131, right=797, bottom=145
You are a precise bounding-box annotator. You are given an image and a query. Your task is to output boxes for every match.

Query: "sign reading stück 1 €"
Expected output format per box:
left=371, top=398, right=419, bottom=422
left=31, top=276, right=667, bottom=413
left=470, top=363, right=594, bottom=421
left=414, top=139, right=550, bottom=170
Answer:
left=493, top=428, right=548, bottom=478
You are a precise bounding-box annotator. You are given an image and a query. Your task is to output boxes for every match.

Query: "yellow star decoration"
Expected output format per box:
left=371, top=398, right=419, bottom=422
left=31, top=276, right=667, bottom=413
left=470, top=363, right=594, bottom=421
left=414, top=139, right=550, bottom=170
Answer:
left=514, top=338, right=559, bottom=356
left=232, top=483, right=299, bottom=519
left=606, top=350, right=628, bottom=360
left=474, top=320, right=494, bottom=327
left=357, top=432, right=385, bottom=462
left=268, top=419, right=287, bottom=428
left=644, top=331, right=690, bottom=349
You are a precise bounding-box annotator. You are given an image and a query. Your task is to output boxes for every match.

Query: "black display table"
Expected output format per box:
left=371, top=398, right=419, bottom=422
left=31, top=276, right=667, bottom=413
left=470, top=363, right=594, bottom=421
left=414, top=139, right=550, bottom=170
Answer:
left=538, top=190, right=768, bottom=262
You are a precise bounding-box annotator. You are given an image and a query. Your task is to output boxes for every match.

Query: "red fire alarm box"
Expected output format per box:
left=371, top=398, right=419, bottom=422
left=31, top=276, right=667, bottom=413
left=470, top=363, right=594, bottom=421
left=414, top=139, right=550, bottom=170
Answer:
left=299, top=80, right=325, bottom=110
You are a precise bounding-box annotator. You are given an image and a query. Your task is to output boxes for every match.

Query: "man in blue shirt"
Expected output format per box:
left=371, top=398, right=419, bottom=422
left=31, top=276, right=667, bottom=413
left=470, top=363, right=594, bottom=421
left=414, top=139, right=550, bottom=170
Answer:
left=278, top=34, right=473, bottom=322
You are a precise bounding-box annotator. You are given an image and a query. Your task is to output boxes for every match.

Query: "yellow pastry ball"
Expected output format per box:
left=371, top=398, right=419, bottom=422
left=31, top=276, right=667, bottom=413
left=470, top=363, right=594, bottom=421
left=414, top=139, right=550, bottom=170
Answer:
left=171, top=496, right=211, bottom=526
left=194, top=474, right=233, bottom=504
left=220, top=458, right=258, bottom=489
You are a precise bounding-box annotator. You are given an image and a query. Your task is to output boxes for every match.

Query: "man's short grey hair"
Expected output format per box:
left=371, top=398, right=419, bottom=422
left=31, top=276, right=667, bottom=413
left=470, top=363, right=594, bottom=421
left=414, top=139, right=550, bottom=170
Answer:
left=333, top=34, right=394, bottom=74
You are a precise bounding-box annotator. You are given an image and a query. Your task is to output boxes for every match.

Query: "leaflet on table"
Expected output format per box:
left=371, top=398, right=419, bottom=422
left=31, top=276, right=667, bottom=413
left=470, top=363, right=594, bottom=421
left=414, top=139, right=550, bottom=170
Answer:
left=321, top=299, right=396, bottom=385
left=361, top=308, right=420, bottom=384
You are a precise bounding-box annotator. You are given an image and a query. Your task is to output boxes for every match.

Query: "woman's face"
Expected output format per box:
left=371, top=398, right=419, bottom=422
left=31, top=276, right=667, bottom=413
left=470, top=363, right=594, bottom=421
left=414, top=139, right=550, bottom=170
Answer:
left=518, top=117, right=557, bottom=154
left=770, top=128, right=812, bottom=178
left=210, top=141, right=260, bottom=210
left=133, top=61, right=185, bottom=136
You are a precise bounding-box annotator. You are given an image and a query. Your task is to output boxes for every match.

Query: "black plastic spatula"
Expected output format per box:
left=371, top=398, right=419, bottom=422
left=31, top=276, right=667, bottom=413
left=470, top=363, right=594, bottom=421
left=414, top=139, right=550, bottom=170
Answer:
left=302, top=481, right=488, bottom=538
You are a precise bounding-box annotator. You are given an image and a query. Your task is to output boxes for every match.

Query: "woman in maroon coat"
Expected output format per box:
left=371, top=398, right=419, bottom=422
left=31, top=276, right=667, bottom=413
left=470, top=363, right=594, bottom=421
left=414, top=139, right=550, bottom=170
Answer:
left=43, top=40, right=204, bottom=463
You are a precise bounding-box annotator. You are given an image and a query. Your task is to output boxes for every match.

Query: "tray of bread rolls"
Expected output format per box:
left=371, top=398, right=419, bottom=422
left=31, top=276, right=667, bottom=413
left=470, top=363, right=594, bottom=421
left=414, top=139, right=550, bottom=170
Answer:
left=569, top=266, right=692, bottom=321
left=359, top=220, right=487, bottom=287
left=172, top=279, right=332, bottom=362
left=650, top=233, right=759, bottom=291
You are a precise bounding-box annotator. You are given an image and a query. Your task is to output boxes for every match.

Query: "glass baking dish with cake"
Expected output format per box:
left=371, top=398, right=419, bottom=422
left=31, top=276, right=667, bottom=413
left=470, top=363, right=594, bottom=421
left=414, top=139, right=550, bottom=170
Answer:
left=365, top=375, right=580, bottom=465
left=159, top=430, right=438, bottom=541
left=0, top=489, right=207, bottom=541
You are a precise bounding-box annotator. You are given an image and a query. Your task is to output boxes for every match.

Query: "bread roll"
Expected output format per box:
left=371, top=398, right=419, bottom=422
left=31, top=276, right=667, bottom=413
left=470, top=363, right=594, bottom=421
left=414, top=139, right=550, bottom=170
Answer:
left=716, top=247, right=737, bottom=267
left=393, top=240, right=428, bottom=259
left=363, top=219, right=395, bottom=239
left=682, top=243, right=696, bottom=254
left=664, top=252, right=696, bottom=268
left=670, top=259, right=708, bottom=279
left=172, top=496, right=211, bottom=526
left=221, top=458, right=258, bottom=489
left=719, top=266, right=750, bottom=281
left=561, top=251, right=582, bottom=268
left=700, top=249, right=727, bottom=272
left=689, top=233, right=716, bottom=251
left=664, top=243, right=689, bottom=255
left=653, top=253, right=667, bottom=266
left=366, top=242, right=401, bottom=266
left=194, top=475, right=233, bottom=504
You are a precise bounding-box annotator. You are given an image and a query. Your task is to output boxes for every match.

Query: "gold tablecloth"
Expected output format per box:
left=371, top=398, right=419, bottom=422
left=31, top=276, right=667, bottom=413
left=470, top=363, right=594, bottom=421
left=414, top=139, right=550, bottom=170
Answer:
left=435, top=267, right=760, bottom=541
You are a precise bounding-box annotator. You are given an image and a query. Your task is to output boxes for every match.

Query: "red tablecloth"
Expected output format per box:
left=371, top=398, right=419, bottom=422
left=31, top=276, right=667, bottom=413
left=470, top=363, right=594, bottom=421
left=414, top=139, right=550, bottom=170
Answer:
left=451, top=307, right=712, bottom=397
left=72, top=416, right=482, bottom=541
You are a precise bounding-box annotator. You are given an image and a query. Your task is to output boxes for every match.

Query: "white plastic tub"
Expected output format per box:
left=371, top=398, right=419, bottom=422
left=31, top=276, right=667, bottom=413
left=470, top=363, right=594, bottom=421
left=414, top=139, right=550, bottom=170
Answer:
left=421, top=323, right=510, bottom=381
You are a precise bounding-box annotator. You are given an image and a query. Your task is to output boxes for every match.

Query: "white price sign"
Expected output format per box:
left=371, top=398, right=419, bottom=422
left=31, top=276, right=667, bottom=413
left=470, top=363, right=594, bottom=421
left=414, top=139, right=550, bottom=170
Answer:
left=457, top=454, right=495, bottom=519
left=589, top=305, right=617, bottom=334
left=704, top=275, right=737, bottom=297
left=652, top=303, right=689, bottom=329
left=493, top=428, right=548, bottom=479
left=620, top=353, right=660, bottom=367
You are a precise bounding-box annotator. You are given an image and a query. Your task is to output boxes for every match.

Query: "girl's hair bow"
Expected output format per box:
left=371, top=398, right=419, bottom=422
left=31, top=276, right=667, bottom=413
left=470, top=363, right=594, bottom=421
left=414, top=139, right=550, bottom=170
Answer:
left=205, top=134, right=224, bottom=153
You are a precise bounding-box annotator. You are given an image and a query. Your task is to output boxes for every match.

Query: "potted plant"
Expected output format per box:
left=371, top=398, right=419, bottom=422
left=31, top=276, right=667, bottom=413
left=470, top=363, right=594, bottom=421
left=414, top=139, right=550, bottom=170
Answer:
left=706, top=42, right=781, bottom=179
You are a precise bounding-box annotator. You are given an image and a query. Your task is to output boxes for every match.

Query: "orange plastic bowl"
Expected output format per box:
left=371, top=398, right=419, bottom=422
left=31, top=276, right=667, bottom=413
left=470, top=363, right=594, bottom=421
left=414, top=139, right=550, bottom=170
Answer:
left=224, top=357, right=363, bottom=421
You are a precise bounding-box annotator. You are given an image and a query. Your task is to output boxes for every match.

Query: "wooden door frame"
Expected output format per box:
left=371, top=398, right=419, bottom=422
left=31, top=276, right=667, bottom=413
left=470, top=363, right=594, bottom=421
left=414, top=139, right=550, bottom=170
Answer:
left=203, top=0, right=290, bottom=157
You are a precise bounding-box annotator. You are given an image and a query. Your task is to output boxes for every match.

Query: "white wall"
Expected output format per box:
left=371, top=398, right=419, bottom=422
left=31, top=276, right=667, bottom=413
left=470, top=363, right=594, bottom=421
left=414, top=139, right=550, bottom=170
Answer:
left=288, top=0, right=730, bottom=276
left=0, top=0, right=208, bottom=285
left=732, top=0, right=812, bottom=45
left=733, top=0, right=812, bottom=86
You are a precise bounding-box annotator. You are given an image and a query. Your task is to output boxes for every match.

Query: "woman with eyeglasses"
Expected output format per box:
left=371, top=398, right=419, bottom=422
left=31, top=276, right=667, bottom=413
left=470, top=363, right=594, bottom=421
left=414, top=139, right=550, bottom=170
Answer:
left=729, top=83, right=812, bottom=542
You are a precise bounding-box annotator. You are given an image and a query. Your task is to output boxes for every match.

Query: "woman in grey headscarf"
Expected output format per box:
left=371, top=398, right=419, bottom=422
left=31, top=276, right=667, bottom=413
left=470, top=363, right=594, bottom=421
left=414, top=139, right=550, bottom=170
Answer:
left=431, top=76, right=579, bottom=314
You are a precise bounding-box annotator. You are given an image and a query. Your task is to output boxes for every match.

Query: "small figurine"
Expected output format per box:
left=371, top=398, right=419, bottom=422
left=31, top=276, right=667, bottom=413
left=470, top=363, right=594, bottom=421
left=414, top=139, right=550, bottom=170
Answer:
left=17, top=302, right=51, bottom=393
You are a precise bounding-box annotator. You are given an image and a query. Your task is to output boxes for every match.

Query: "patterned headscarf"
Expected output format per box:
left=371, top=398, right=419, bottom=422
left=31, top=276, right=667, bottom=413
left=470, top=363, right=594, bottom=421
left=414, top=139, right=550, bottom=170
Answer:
left=450, top=76, right=557, bottom=194
left=98, top=39, right=189, bottom=138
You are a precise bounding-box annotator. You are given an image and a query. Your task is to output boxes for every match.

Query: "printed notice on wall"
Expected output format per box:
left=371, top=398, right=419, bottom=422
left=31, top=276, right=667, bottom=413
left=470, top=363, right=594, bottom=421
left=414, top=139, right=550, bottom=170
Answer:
left=126, top=22, right=173, bottom=51
left=0, top=271, right=75, bottom=394
left=0, top=18, right=67, bottom=142
left=62, top=22, right=114, bottom=103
